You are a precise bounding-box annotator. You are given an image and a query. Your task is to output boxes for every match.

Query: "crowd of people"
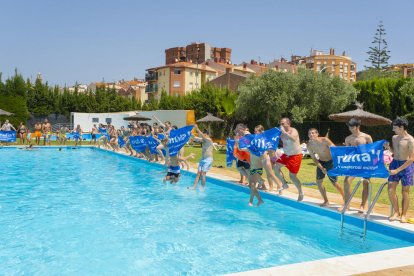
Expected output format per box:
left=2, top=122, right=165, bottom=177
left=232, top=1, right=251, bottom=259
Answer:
left=2, top=116, right=413, bottom=223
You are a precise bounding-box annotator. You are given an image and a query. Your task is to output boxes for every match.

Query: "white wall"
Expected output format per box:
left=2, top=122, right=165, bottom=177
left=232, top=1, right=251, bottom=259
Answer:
left=71, top=110, right=191, bottom=132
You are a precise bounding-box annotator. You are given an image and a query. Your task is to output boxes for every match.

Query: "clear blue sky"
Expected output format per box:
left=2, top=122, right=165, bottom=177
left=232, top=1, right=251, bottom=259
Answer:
left=0, top=0, right=412, bottom=86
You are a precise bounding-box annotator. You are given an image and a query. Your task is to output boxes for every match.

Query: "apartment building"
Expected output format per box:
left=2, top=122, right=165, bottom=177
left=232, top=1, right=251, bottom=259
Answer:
left=165, top=42, right=232, bottom=65
left=387, top=64, right=414, bottom=78
left=145, top=62, right=218, bottom=100
left=291, top=48, right=357, bottom=82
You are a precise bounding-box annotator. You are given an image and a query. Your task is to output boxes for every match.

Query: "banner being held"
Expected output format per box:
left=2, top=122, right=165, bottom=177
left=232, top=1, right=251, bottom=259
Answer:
left=238, top=127, right=281, bottom=157
left=147, top=136, right=160, bottom=154
left=168, top=125, right=194, bottom=156
left=0, top=131, right=16, bottom=142
left=328, top=140, right=389, bottom=179
left=129, top=136, right=148, bottom=152
left=226, top=138, right=236, bottom=167
left=118, top=136, right=126, bottom=148
left=99, top=128, right=110, bottom=139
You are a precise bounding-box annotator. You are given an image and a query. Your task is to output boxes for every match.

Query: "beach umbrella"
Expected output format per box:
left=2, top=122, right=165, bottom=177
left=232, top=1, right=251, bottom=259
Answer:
left=123, top=113, right=151, bottom=121
left=328, top=103, right=392, bottom=126
left=0, top=109, right=14, bottom=116
left=196, top=113, right=224, bottom=134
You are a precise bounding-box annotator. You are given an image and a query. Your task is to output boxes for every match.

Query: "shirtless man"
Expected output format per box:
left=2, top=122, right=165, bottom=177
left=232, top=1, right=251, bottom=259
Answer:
left=190, top=124, right=216, bottom=190
left=90, top=124, right=98, bottom=145
left=274, top=118, right=304, bottom=201
left=34, top=122, right=42, bottom=145
left=73, top=124, right=83, bottom=147
left=387, top=118, right=414, bottom=223
left=307, top=128, right=345, bottom=206
left=42, top=119, right=52, bottom=146
left=247, top=149, right=265, bottom=206
left=343, top=118, right=373, bottom=212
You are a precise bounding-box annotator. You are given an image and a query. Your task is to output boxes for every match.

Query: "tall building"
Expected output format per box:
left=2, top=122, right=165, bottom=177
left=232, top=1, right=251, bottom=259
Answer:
left=165, top=42, right=232, bottom=65
left=387, top=64, right=414, bottom=78
left=145, top=62, right=218, bottom=100
left=291, top=48, right=357, bottom=82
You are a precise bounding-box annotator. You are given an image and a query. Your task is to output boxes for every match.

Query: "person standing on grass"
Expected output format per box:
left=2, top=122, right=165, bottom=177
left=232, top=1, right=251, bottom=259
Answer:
left=341, top=118, right=373, bottom=213
left=17, top=122, right=27, bottom=144
left=90, top=124, right=98, bottom=145
left=190, top=124, right=216, bottom=190
left=34, top=122, right=42, bottom=145
left=274, top=118, right=304, bottom=201
left=307, top=128, right=345, bottom=206
left=42, top=119, right=52, bottom=146
left=387, top=118, right=414, bottom=223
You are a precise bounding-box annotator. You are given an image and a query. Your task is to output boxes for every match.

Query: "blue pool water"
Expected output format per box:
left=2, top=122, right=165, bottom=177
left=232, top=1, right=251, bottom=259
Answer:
left=1, top=147, right=413, bottom=274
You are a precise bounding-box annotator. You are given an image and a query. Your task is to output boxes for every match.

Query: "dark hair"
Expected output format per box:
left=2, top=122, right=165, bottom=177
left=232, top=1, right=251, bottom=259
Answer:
left=172, top=125, right=178, bottom=130
left=393, top=117, right=408, bottom=130
left=202, top=129, right=209, bottom=135
left=347, top=118, right=361, bottom=127
left=254, top=125, right=264, bottom=133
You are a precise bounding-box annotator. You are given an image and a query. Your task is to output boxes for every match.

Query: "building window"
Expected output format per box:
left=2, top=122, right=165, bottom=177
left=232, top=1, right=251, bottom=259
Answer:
left=173, top=81, right=181, bottom=88
left=92, top=118, right=99, bottom=123
left=105, top=118, right=112, bottom=124
left=174, top=69, right=181, bottom=75
left=190, top=71, right=194, bottom=76
left=195, top=72, right=199, bottom=77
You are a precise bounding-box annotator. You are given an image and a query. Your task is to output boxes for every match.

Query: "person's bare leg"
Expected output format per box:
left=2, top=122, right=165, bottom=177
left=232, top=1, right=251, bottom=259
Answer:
left=359, top=180, right=369, bottom=213
left=401, top=186, right=410, bottom=223
left=388, top=181, right=400, bottom=221
left=201, top=172, right=207, bottom=189
left=273, top=163, right=288, bottom=188
left=290, top=172, right=303, bottom=201
left=333, top=181, right=345, bottom=203
left=317, top=179, right=329, bottom=206
left=191, top=172, right=201, bottom=189
left=340, top=176, right=354, bottom=211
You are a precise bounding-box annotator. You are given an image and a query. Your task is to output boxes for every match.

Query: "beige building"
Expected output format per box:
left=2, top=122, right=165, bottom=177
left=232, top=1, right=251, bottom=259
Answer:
left=145, top=62, right=218, bottom=99
left=291, top=48, right=357, bottom=82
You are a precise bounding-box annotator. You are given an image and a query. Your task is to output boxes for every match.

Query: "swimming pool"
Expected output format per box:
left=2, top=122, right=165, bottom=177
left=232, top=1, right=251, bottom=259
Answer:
left=1, top=147, right=413, bottom=274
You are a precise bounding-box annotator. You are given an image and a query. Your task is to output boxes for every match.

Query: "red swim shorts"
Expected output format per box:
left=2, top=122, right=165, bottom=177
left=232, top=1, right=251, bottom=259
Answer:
left=276, top=154, right=302, bottom=174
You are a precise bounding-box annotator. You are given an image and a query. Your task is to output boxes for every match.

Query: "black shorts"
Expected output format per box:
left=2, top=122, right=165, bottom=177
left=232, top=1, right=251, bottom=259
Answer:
left=91, top=134, right=96, bottom=139
left=167, top=172, right=180, bottom=178
left=237, top=160, right=250, bottom=170
left=317, top=160, right=337, bottom=184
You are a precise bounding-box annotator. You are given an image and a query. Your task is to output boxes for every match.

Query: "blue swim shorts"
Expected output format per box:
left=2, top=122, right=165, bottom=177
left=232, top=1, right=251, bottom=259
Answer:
left=198, top=157, right=213, bottom=172
left=388, top=160, right=414, bottom=187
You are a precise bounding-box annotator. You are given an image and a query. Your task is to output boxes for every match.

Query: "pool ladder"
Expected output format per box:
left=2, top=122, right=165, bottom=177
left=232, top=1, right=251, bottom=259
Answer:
left=340, top=178, right=389, bottom=238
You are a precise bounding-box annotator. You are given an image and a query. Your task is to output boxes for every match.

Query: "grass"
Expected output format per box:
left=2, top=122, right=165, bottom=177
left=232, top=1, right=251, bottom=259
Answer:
left=4, top=140, right=410, bottom=211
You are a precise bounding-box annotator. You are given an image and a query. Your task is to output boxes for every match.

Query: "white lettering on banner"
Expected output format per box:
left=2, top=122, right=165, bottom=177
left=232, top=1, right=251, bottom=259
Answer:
left=169, top=132, right=190, bottom=144
left=337, top=149, right=381, bottom=164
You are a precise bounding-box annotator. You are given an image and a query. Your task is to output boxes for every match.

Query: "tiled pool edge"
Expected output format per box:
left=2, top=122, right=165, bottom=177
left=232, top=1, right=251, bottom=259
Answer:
left=6, top=146, right=414, bottom=274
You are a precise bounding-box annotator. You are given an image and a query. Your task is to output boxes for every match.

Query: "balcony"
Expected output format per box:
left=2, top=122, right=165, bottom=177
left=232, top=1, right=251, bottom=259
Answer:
left=145, top=73, right=158, bottom=82
left=145, top=84, right=158, bottom=93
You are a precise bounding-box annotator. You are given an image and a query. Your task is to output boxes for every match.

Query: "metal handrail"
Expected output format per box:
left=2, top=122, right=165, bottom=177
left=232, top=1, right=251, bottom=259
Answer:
left=363, top=181, right=389, bottom=237
left=341, top=178, right=364, bottom=230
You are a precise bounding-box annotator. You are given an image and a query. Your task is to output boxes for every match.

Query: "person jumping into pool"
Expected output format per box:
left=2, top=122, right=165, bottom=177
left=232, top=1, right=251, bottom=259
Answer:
left=73, top=124, right=83, bottom=147
left=387, top=118, right=414, bottom=223
left=273, top=118, right=304, bottom=201
left=190, top=124, right=216, bottom=190
left=341, top=118, right=373, bottom=213
left=307, top=128, right=345, bottom=206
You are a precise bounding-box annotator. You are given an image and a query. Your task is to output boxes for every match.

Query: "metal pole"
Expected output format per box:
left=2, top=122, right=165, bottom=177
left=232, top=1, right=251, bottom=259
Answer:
left=341, top=178, right=363, bottom=230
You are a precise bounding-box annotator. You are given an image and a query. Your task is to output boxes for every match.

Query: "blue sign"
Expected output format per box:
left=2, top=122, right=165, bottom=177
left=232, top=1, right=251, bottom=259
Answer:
left=238, top=127, right=281, bottom=157
left=328, top=140, right=389, bottom=178
left=168, top=125, right=194, bottom=156
left=0, top=131, right=16, bottom=142
left=226, top=138, right=236, bottom=167
left=118, top=136, right=126, bottom=148
left=72, top=132, right=81, bottom=140
left=99, top=128, right=110, bottom=139
left=129, top=136, right=148, bottom=152
left=147, top=136, right=160, bottom=154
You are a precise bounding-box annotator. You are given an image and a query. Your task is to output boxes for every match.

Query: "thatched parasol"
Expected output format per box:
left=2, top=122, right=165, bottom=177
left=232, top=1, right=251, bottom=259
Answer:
left=123, top=113, right=151, bottom=121
left=0, top=109, right=14, bottom=116
left=196, top=113, right=224, bottom=134
left=328, top=102, right=392, bottom=126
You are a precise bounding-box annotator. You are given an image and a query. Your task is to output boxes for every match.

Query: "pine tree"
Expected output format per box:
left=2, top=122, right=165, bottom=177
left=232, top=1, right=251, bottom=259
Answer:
left=366, top=21, right=391, bottom=69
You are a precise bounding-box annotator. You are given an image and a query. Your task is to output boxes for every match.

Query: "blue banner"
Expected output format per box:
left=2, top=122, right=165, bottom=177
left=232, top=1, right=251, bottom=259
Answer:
left=129, top=136, right=148, bottom=152
left=226, top=138, right=236, bottom=167
left=72, top=132, right=81, bottom=140
left=147, top=136, right=160, bottom=154
left=0, top=131, right=16, bottom=142
left=118, top=136, right=126, bottom=148
left=238, top=127, right=281, bottom=157
left=328, top=140, right=389, bottom=178
left=168, top=125, right=194, bottom=156
left=99, top=128, right=110, bottom=139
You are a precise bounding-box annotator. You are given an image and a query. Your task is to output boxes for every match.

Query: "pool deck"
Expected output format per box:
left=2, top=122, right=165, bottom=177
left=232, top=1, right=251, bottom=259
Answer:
left=6, top=145, right=414, bottom=274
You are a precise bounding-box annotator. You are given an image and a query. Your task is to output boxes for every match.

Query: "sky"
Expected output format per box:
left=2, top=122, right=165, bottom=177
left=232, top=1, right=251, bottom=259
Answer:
left=0, top=0, right=412, bottom=86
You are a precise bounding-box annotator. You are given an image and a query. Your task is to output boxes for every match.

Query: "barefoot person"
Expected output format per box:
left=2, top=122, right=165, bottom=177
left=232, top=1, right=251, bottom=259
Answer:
left=191, top=124, right=216, bottom=190
left=343, top=118, right=373, bottom=212
left=42, top=119, right=52, bottom=146
left=34, top=122, right=42, bottom=145
left=387, top=118, right=414, bottom=223
left=307, top=128, right=345, bottom=206
left=17, top=122, right=27, bottom=144
left=274, top=118, right=304, bottom=201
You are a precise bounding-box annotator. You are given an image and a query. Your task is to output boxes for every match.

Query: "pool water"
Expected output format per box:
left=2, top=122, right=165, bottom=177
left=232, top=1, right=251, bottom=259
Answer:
left=0, top=147, right=413, bottom=275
